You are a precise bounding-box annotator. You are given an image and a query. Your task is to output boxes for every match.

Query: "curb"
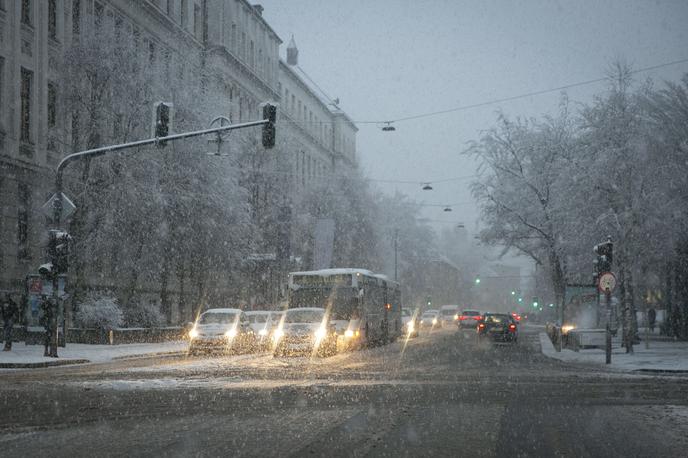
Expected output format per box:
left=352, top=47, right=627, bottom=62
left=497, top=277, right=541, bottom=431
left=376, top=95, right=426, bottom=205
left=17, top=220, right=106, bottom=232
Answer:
left=111, top=350, right=186, bottom=361
left=0, top=359, right=90, bottom=369
left=633, top=368, right=688, bottom=374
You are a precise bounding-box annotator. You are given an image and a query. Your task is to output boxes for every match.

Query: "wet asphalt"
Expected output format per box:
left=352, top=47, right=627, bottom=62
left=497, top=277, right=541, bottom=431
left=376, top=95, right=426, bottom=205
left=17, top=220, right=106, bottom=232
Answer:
left=1, top=325, right=687, bottom=457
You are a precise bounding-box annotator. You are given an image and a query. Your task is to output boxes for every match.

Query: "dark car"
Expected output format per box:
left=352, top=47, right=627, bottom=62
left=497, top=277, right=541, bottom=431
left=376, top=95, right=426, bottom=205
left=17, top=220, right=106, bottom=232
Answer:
left=477, top=313, right=518, bottom=343
left=458, top=309, right=482, bottom=329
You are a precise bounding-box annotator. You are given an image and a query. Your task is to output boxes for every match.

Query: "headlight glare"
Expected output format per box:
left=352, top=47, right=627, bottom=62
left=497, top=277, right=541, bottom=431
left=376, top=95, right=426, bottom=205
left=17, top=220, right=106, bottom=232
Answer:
left=189, top=328, right=198, bottom=339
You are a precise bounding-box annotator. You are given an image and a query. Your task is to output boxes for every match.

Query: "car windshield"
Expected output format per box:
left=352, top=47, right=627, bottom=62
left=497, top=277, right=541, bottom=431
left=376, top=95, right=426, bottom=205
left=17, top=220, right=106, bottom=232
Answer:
left=199, top=312, right=239, bottom=325
left=247, top=314, right=268, bottom=323
left=6, top=2, right=688, bottom=456
left=285, top=310, right=325, bottom=324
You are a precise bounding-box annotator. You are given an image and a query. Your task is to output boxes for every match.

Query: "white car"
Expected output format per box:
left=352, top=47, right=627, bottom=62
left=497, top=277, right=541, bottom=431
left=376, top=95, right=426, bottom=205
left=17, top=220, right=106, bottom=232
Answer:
left=188, top=308, right=257, bottom=355
left=419, top=310, right=440, bottom=330
left=244, top=310, right=273, bottom=349
left=272, top=307, right=338, bottom=357
left=438, top=305, right=460, bottom=327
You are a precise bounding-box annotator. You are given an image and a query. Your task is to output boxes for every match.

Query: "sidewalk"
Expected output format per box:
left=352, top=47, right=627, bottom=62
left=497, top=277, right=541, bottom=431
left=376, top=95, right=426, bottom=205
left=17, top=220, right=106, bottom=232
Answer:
left=539, top=332, right=688, bottom=373
left=0, top=341, right=188, bottom=369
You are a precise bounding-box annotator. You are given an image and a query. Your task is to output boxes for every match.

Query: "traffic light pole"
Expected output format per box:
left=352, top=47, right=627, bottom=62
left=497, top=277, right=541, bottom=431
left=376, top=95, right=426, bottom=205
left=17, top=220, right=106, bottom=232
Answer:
left=48, top=118, right=271, bottom=357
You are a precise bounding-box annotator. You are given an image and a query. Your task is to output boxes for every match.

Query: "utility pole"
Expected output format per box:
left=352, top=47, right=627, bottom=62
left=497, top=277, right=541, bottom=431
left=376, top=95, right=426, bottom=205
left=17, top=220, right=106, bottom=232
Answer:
left=394, top=228, right=398, bottom=282
left=605, top=287, right=612, bottom=364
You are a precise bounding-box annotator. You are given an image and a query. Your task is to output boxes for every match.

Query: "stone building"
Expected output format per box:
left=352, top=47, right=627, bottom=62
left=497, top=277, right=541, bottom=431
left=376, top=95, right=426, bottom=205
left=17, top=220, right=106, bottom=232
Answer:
left=0, top=0, right=359, bottom=324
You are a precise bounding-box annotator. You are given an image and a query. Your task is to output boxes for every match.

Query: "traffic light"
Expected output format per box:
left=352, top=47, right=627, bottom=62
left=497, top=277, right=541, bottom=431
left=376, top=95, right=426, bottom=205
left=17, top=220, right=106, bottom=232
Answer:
left=593, top=237, right=613, bottom=273
left=47, top=230, right=71, bottom=275
left=532, top=296, right=539, bottom=308
left=262, top=103, right=277, bottom=149
left=153, top=101, right=173, bottom=146
left=474, top=277, right=481, bottom=285
left=426, top=296, right=432, bottom=307
left=511, top=290, right=516, bottom=296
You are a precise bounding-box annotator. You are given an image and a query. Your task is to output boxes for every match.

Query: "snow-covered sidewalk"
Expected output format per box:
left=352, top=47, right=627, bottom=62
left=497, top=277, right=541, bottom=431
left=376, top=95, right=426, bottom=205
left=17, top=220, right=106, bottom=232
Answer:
left=540, top=332, right=688, bottom=373
left=0, top=341, right=188, bottom=369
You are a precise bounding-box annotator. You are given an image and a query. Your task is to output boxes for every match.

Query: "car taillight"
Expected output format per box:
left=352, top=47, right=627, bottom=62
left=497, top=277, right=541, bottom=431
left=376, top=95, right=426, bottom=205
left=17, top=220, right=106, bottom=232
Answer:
left=478, top=323, right=485, bottom=329
left=459, top=316, right=466, bottom=321
left=509, top=324, right=516, bottom=331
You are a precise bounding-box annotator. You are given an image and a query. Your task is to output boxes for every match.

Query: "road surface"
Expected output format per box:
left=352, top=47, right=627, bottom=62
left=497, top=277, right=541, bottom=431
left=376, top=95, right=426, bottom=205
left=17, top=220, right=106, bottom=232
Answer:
left=1, top=326, right=687, bottom=457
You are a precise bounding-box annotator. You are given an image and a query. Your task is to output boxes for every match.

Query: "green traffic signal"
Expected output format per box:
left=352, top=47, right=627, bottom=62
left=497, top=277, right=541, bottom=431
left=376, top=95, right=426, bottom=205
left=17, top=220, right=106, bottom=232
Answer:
left=475, top=278, right=481, bottom=284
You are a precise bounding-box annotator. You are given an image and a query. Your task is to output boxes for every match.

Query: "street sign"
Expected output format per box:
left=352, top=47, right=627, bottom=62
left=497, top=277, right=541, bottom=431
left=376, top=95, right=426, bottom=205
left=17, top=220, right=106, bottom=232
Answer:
left=598, top=272, right=617, bottom=293
left=42, top=192, right=76, bottom=221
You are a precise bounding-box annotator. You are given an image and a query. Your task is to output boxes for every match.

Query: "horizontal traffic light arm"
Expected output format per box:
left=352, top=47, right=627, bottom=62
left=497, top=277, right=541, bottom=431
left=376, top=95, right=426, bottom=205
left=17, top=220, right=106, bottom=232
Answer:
left=56, top=119, right=269, bottom=178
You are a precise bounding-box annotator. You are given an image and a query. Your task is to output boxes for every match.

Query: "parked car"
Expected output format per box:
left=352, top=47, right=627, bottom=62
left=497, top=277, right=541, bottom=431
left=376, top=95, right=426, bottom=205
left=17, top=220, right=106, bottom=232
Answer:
left=401, top=307, right=420, bottom=337
left=272, top=307, right=338, bottom=357
left=458, top=309, right=483, bottom=329
left=419, top=310, right=440, bottom=330
left=188, top=308, right=257, bottom=355
left=477, top=313, right=518, bottom=343
left=438, top=305, right=460, bottom=327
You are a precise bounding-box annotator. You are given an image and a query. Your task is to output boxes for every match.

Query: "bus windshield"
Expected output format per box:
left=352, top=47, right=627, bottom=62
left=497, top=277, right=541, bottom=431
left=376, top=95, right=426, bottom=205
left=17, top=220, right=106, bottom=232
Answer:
left=290, top=288, right=360, bottom=320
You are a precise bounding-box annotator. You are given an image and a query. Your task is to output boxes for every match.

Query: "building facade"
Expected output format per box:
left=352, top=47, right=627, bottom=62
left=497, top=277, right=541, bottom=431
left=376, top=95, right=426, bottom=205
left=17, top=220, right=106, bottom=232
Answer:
left=0, top=0, right=358, bottom=324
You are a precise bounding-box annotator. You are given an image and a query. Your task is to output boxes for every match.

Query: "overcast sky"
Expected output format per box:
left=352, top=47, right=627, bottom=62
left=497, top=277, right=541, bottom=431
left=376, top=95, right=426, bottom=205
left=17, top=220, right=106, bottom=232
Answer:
left=259, top=0, right=688, bottom=266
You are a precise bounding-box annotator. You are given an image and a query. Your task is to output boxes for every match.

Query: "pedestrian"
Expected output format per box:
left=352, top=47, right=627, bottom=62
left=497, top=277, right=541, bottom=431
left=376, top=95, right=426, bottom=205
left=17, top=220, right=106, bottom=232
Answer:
left=39, top=295, right=54, bottom=357
left=1, top=292, right=19, bottom=351
left=647, top=307, right=656, bottom=333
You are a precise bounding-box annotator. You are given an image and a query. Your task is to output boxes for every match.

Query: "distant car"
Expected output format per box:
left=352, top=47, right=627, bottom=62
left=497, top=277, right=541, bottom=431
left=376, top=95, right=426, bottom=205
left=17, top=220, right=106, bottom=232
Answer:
left=401, top=307, right=420, bottom=337
left=244, top=310, right=274, bottom=349
left=458, top=310, right=482, bottom=329
left=438, top=305, right=460, bottom=327
left=188, top=308, right=257, bottom=355
left=272, top=307, right=338, bottom=357
left=419, top=310, right=440, bottom=330
left=477, top=313, right=518, bottom=343
left=511, top=312, right=522, bottom=323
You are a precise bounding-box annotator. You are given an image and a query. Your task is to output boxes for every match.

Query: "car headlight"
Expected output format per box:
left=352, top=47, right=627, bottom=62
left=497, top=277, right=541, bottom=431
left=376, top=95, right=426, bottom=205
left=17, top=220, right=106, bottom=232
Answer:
left=189, top=328, right=198, bottom=339
left=406, top=322, right=414, bottom=332
left=432, top=318, right=438, bottom=325
left=225, top=328, right=237, bottom=338
left=344, top=329, right=355, bottom=338
left=273, top=329, right=284, bottom=340
left=258, top=329, right=268, bottom=336
left=454, top=314, right=459, bottom=320
left=314, top=327, right=327, bottom=339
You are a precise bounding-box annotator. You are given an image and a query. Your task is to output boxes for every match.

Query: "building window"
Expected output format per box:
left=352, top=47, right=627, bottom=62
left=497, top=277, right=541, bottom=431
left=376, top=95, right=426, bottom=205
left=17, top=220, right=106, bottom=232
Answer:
left=20, top=68, right=33, bottom=143
left=167, top=0, right=173, bottom=17
left=17, top=183, right=30, bottom=259
left=0, top=56, right=4, bottom=118
left=181, top=0, right=187, bottom=27
left=47, top=82, right=57, bottom=128
left=148, top=41, right=155, bottom=64
left=193, top=3, right=201, bottom=39
left=231, top=23, right=236, bottom=52
left=48, top=0, right=57, bottom=39
left=71, top=111, right=79, bottom=149
left=94, top=2, right=104, bottom=28
left=72, top=0, right=81, bottom=36
left=21, top=0, right=31, bottom=26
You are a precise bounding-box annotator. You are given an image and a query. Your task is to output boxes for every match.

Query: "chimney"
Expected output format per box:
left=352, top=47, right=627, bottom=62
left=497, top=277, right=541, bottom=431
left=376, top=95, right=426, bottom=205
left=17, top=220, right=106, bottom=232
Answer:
left=286, top=35, right=298, bottom=66
left=253, top=4, right=264, bottom=16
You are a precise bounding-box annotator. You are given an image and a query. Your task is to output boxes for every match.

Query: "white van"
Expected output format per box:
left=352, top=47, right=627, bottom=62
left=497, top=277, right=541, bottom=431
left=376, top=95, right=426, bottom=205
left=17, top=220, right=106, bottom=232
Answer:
left=438, top=305, right=460, bottom=327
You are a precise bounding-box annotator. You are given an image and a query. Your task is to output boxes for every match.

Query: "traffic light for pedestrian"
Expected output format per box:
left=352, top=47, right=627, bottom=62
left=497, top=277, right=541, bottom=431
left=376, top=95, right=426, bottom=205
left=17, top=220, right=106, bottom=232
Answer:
left=153, top=101, right=173, bottom=146
left=262, top=103, right=277, bottom=149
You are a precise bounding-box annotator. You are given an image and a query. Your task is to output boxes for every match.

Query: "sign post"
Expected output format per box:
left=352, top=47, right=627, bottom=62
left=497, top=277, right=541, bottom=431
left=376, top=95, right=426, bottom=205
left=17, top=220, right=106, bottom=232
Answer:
left=598, top=272, right=617, bottom=364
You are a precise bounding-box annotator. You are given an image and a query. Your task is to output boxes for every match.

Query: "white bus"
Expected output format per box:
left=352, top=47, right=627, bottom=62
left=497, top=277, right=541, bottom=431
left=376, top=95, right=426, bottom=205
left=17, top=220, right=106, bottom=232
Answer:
left=288, top=268, right=402, bottom=349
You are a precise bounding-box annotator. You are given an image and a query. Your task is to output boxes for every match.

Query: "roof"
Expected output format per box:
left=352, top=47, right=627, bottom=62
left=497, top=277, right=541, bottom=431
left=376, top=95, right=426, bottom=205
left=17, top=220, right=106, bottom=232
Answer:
left=291, top=268, right=377, bottom=277
left=202, top=308, right=242, bottom=314
left=286, top=307, right=326, bottom=313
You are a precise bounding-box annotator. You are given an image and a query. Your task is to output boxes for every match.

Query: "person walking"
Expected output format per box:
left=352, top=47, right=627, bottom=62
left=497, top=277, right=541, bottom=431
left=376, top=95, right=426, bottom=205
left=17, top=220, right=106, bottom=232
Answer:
left=647, top=307, right=657, bottom=333
left=1, top=293, right=19, bottom=351
left=39, top=295, right=54, bottom=357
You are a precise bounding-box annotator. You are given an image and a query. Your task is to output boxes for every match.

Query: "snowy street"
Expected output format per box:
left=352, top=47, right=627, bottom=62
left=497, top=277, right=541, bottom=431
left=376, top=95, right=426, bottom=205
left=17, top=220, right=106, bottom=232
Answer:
left=1, top=326, right=687, bottom=456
